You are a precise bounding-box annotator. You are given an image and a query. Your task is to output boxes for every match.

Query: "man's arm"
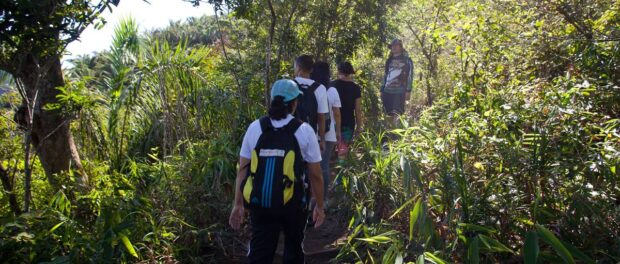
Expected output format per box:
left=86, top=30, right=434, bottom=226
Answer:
left=316, top=86, right=329, bottom=150
left=317, top=113, right=326, bottom=150
left=307, top=162, right=325, bottom=227
left=233, top=157, right=249, bottom=207
left=333, top=106, right=342, bottom=142
left=229, top=157, right=250, bottom=230
left=381, top=59, right=390, bottom=92
left=355, top=98, right=364, bottom=133
left=405, top=58, right=414, bottom=100
left=318, top=113, right=326, bottom=141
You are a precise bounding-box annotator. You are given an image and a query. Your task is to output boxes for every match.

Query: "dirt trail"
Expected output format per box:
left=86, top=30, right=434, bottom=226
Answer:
left=230, top=159, right=348, bottom=263
left=278, top=212, right=348, bottom=263
left=229, top=207, right=348, bottom=263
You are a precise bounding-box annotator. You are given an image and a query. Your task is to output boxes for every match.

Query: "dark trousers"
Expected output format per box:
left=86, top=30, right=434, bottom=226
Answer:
left=249, top=206, right=308, bottom=264
left=381, top=92, right=406, bottom=115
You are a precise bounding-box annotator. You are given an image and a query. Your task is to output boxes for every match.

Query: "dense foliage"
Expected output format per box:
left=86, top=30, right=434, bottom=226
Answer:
left=1, top=0, right=619, bottom=263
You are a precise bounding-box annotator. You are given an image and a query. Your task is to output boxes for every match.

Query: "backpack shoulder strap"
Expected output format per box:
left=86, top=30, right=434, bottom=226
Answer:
left=292, top=79, right=305, bottom=89
left=283, top=118, right=304, bottom=134
left=259, top=116, right=274, bottom=133
left=308, top=81, right=320, bottom=93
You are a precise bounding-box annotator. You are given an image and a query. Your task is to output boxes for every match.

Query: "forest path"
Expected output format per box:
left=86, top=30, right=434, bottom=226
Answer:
left=229, top=200, right=349, bottom=263
left=230, top=166, right=350, bottom=263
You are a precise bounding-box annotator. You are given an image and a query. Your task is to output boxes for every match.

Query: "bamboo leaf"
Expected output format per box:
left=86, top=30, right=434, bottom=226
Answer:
left=120, top=235, right=138, bottom=258
left=536, top=224, right=574, bottom=264
left=458, top=223, right=497, bottom=235
left=357, top=235, right=392, bottom=244
left=395, top=253, right=403, bottom=264
left=390, top=196, right=418, bottom=219
left=410, top=198, right=422, bottom=240
left=416, top=254, right=425, bottom=264
left=424, top=252, right=448, bottom=264
left=468, top=236, right=480, bottom=264
left=478, top=234, right=514, bottom=254
left=49, top=221, right=66, bottom=233
left=524, top=231, right=539, bottom=264
left=382, top=244, right=396, bottom=264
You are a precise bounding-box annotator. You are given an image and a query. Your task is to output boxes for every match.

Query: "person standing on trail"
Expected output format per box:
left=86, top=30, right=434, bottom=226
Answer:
left=381, top=38, right=414, bottom=127
left=311, top=61, right=341, bottom=206
left=331, top=61, right=363, bottom=162
left=293, top=55, right=329, bottom=152
left=229, top=79, right=325, bottom=263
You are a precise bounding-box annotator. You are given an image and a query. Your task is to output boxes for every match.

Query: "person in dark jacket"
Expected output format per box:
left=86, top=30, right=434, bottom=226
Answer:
left=381, top=38, right=414, bottom=127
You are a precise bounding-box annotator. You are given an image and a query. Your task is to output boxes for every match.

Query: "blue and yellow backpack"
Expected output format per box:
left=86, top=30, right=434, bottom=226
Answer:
left=241, top=116, right=307, bottom=210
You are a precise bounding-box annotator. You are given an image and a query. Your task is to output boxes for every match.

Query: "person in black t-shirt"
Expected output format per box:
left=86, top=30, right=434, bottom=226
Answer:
left=330, top=62, right=364, bottom=161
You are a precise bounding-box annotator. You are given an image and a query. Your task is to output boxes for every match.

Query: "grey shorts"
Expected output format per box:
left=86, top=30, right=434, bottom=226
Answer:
left=381, top=92, right=406, bottom=115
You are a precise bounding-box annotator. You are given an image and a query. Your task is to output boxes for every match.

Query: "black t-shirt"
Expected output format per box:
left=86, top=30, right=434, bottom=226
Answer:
left=330, top=79, right=361, bottom=128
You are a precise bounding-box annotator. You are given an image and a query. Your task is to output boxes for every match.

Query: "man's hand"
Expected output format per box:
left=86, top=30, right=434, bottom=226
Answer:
left=355, top=126, right=363, bottom=139
left=405, top=92, right=411, bottom=100
left=319, top=140, right=326, bottom=152
left=229, top=205, right=245, bottom=230
left=313, top=206, right=325, bottom=228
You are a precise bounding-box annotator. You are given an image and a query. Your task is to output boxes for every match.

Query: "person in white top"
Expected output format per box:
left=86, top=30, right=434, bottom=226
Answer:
left=293, top=55, right=329, bottom=151
left=310, top=61, right=341, bottom=205
left=229, top=79, right=325, bottom=263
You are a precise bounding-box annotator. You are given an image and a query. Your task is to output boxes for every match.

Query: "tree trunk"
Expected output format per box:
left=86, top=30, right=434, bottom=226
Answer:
left=265, top=0, right=277, bottom=107
left=0, top=164, right=21, bottom=216
left=16, top=55, right=87, bottom=191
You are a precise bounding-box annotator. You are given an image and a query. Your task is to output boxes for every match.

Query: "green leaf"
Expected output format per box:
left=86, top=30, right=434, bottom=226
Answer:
left=478, top=234, right=514, bottom=254
left=416, top=254, right=425, bottom=264
left=458, top=223, right=497, bottom=235
left=383, top=244, right=396, bottom=264
left=410, top=198, right=422, bottom=240
left=524, top=231, right=539, bottom=264
left=424, top=252, right=448, bottom=264
left=49, top=221, right=66, bottom=233
left=390, top=196, right=418, bottom=219
left=535, top=224, right=574, bottom=264
left=395, top=253, right=403, bottom=264
left=357, top=235, right=392, bottom=244
left=468, top=236, right=480, bottom=264
left=120, top=235, right=138, bottom=258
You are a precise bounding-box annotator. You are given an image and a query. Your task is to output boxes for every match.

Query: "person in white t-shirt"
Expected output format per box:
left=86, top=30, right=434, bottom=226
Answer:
left=310, top=61, right=341, bottom=205
left=229, top=79, right=325, bottom=263
left=293, top=55, right=329, bottom=151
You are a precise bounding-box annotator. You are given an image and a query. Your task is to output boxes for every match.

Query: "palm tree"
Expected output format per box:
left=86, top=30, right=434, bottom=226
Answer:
left=68, top=16, right=235, bottom=169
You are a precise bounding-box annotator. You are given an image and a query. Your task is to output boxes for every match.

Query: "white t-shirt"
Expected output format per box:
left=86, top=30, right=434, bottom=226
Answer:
left=294, top=77, right=328, bottom=115
left=240, top=114, right=322, bottom=163
left=325, top=87, right=341, bottom=142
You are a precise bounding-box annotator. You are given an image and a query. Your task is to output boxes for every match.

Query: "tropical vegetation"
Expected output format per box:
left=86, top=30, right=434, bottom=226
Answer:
left=0, top=0, right=619, bottom=263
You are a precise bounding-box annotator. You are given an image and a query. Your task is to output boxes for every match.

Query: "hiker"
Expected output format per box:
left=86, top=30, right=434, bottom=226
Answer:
left=331, top=62, right=363, bottom=161
left=381, top=38, right=414, bottom=127
left=311, top=61, right=341, bottom=205
left=229, top=79, right=325, bottom=264
left=293, top=55, right=329, bottom=151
